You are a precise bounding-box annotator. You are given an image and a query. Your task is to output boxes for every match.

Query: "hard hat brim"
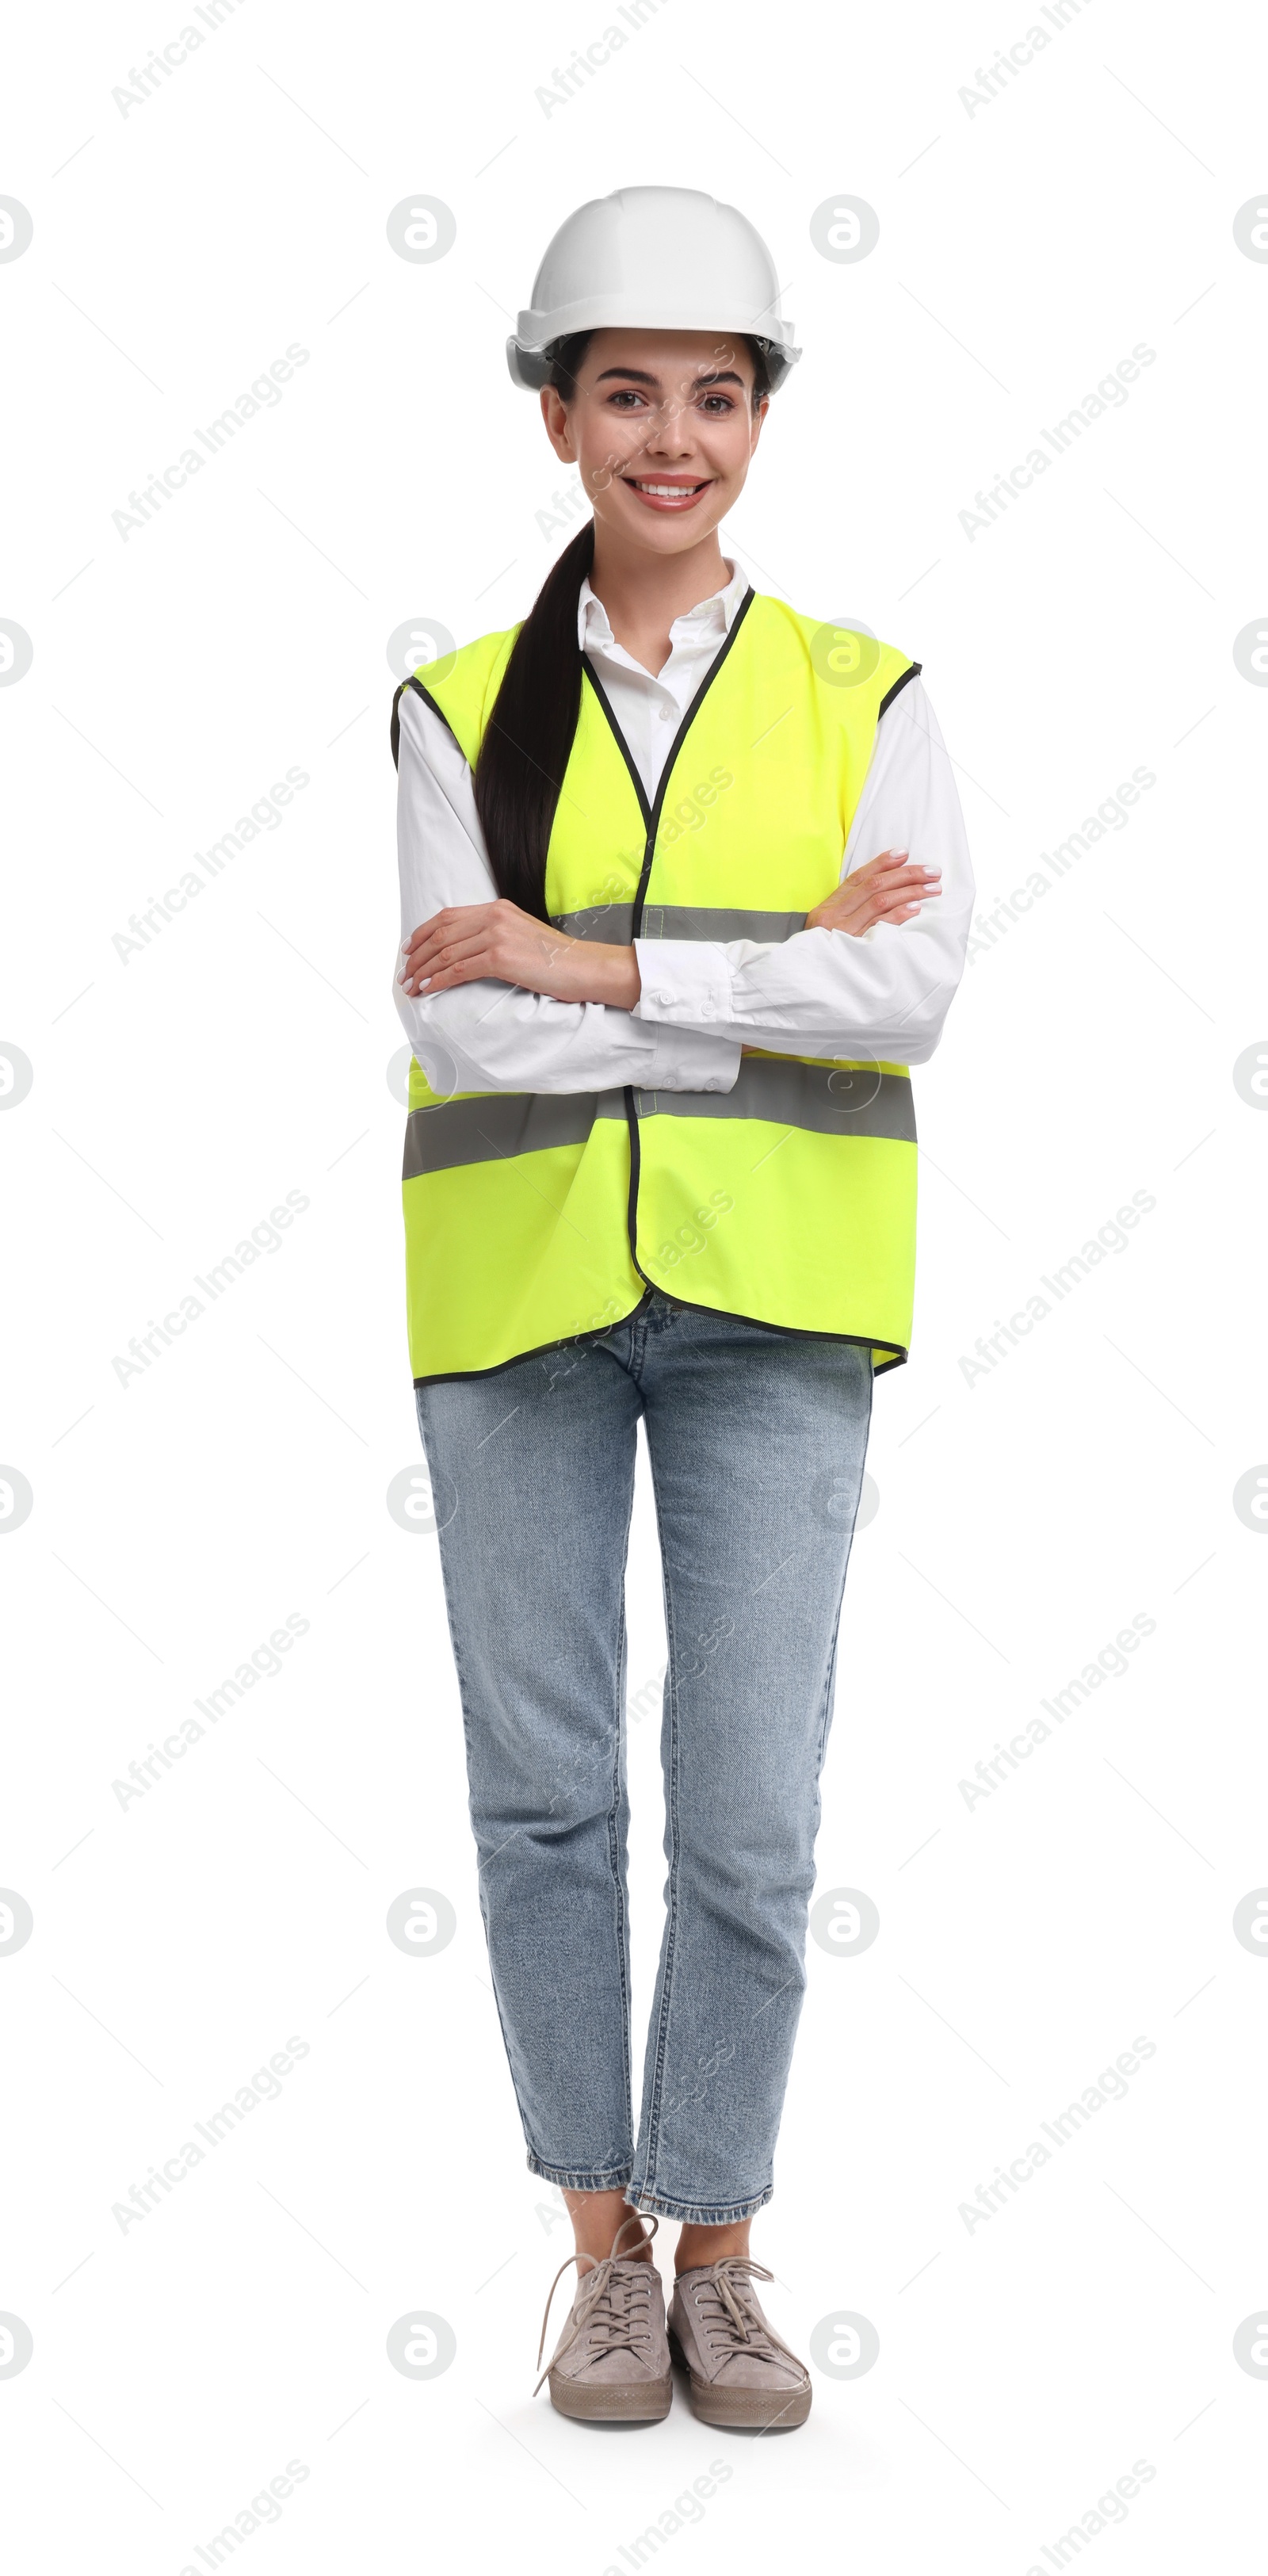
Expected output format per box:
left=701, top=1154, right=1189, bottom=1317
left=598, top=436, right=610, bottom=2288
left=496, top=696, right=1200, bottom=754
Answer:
left=506, top=304, right=800, bottom=392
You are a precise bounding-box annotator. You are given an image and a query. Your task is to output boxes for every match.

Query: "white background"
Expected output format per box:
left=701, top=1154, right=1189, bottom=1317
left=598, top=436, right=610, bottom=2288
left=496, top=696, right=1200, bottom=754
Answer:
left=2, top=1, right=1267, bottom=2568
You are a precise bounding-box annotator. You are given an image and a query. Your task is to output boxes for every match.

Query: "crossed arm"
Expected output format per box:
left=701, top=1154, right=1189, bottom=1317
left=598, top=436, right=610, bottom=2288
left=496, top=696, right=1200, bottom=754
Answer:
left=398, top=849, right=940, bottom=1011
left=392, top=679, right=975, bottom=1096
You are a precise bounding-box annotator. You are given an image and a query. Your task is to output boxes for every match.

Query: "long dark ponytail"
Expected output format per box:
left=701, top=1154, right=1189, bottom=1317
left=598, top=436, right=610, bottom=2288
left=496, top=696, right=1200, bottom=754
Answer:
left=473, top=330, right=771, bottom=919
left=473, top=336, right=594, bottom=920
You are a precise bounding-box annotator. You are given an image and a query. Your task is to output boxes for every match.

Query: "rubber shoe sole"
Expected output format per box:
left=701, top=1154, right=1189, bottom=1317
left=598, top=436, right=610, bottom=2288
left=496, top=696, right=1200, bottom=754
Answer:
left=548, top=2365, right=672, bottom=2422
left=668, top=2327, right=812, bottom=2429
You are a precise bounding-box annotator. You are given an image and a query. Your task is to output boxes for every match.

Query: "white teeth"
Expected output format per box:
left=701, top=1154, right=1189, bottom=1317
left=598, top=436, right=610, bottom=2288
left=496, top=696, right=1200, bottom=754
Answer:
left=632, top=480, right=703, bottom=498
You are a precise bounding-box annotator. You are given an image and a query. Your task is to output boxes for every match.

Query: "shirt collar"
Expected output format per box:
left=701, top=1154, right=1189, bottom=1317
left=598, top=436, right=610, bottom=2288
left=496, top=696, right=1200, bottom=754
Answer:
left=577, top=555, right=749, bottom=655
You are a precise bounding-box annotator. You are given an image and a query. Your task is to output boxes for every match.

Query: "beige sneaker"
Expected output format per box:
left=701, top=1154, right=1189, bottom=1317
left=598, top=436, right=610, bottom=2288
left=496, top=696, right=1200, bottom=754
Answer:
left=667, top=2256, right=812, bottom=2429
left=534, top=2215, right=672, bottom=2421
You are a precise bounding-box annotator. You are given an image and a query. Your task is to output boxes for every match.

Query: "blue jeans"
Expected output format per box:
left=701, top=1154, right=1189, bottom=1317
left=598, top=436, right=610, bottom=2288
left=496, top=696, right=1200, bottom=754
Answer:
left=414, top=1290, right=873, bottom=2224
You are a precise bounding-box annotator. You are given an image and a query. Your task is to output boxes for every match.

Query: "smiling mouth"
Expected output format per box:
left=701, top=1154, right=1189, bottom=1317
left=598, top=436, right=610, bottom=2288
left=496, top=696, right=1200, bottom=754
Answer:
left=621, top=476, right=712, bottom=510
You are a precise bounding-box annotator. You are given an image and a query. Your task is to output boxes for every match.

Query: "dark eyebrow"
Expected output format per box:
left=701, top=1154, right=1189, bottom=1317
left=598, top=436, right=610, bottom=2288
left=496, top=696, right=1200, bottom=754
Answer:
left=593, top=366, right=747, bottom=391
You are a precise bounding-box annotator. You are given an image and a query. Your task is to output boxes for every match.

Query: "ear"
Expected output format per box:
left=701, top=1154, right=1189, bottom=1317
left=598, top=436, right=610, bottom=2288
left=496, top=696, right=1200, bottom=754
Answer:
left=540, top=384, right=577, bottom=464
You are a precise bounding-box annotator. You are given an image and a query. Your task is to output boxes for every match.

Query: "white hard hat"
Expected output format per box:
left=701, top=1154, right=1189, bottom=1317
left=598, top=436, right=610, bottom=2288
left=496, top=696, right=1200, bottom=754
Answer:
left=506, top=185, right=800, bottom=392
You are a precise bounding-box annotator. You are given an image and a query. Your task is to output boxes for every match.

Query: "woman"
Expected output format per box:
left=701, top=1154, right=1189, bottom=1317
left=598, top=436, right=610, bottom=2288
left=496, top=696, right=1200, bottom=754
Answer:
left=391, top=187, right=973, bottom=2430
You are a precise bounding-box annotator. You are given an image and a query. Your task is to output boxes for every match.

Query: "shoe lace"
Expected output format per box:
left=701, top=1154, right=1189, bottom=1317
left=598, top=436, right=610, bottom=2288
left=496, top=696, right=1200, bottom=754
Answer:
left=689, top=2256, right=781, bottom=2366
left=533, top=2213, right=659, bottom=2397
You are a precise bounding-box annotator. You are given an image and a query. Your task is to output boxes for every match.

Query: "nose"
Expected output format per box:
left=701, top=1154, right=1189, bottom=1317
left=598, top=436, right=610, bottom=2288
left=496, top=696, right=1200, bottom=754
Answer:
left=640, top=392, right=700, bottom=461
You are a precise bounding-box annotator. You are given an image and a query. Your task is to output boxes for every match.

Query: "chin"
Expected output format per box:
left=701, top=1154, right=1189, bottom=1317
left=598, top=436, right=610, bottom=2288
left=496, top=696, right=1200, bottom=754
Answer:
left=624, top=506, right=728, bottom=551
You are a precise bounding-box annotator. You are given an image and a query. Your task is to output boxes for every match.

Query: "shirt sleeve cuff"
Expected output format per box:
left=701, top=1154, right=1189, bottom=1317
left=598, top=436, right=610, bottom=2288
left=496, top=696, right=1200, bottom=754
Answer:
left=632, top=937, right=735, bottom=1030
left=641, top=1017, right=742, bottom=1094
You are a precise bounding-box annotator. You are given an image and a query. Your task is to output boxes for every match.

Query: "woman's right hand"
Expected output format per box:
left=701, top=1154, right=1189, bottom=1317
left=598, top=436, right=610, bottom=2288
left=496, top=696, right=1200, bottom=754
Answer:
left=806, top=849, right=941, bottom=937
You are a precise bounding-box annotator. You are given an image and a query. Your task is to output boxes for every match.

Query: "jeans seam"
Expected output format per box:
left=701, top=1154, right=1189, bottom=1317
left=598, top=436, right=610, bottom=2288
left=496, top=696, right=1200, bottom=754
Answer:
left=632, top=1466, right=683, bottom=2200
left=609, top=1596, right=635, bottom=2156
left=814, top=1587, right=846, bottom=1774
left=812, top=1352, right=873, bottom=1805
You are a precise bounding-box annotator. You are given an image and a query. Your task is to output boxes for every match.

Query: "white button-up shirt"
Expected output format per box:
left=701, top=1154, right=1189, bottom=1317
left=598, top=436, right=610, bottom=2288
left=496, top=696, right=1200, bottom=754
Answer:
left=394, top=555, right=974, bottom=1098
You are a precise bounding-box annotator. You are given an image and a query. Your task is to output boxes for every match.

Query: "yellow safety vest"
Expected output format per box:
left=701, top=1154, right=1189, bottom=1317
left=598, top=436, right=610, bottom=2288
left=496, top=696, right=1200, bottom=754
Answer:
left=392, top=589, right=921, bottom=1383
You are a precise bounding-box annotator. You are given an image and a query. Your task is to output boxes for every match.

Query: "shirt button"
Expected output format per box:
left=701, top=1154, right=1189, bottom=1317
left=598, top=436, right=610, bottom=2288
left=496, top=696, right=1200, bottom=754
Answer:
left=658, top=702, right=674, bottom=721
left=654, top=989, right=671, bottom=1005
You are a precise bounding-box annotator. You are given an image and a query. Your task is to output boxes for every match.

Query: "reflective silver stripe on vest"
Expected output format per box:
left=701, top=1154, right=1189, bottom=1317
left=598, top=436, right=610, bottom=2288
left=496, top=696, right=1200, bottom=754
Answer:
left=552, top=904, right=808, bottom=945
left=405, top=1057, right=913, bottom=1177
left=635, top=1055, right=915, bottom=1141
left=404, top=1090, right=626, bottom=1179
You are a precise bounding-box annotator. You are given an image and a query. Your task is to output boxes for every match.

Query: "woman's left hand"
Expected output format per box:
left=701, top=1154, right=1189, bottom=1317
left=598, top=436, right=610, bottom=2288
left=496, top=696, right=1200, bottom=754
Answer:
left=399, top=900, right=640, bottom=1008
